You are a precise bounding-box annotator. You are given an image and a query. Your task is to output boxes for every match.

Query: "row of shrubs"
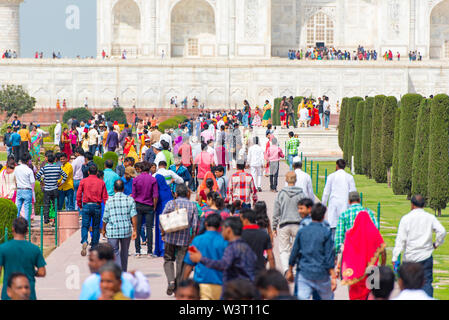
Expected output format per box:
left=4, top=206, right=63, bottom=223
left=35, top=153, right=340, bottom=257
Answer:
left=158, top=115, right=189, bottom=133
left=339, top=94, right=449, bottom=215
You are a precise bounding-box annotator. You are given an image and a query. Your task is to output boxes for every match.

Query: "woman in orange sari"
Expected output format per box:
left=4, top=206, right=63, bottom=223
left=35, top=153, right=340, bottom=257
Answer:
left=196, top=171, right=218, bottom=207
left=339, top=211, right=386, bottom=300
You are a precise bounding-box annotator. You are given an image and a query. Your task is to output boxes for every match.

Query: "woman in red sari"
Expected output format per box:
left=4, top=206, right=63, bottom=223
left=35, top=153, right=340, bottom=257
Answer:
left=61, top=127, right=72, bottom=158
left=123, top=131, right=135, bottom=156
left=310, top=106, right=321, bottom=126
left=339, top=211, right=386, bottom=300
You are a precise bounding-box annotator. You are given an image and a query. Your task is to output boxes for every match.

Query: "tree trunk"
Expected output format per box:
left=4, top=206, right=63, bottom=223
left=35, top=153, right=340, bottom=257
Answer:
left=387, top=167, right=391, bottom=188
left=438, top=208, right=442, bottom=217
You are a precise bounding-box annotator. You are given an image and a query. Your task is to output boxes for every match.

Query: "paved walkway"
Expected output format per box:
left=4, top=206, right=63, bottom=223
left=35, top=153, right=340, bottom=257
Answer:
left=35, top=160, right=398, bottom=300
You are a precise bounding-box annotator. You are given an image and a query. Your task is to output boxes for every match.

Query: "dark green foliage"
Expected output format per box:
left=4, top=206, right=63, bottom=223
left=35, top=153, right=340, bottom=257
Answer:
left=381, top=96, right=398, bottom=169
left=104, top=107, right=127, bottom=124
left=272, top=98, right=282, bottom=126
left=353, top=100, right=365, bottom=174
left=0, top=85, right=36, bottom=120
left=338, top=98, right=349, bottom=150
left=428, top=94, right=449, bottom=215
left=411, top=99, right=431, bottom=200
left=362, top=97, right=374, bottom=178
left=63, top=108, right=92, bottom=123
left=158, top=115, right=189, bottom=133
left=93, top=156, right=105, bottom=171
left=370, top=95, right=387, bottom=183
left=103, top=152, right=119, bottom=170
left=392, top=108, right=402, bottom=194
left=343, top=97, right=363, bottom=166
left=397, top=93, right=422, bottom=197
left=0, top=199, right=18, bottom=242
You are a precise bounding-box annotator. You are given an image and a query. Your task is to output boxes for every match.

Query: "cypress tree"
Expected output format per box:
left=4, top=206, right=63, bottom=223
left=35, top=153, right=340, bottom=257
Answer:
left=397, top=93, right=422, bottom=197
left=338, top=97, right=349, bottom=150
left=411, top=99, right=431, bottom=200
left=343, top=97, right=363, bottom=167
left=381, top=96, right=398, bottom=187
left=272, top=98, right=281, bottom=126
left=392, top=107, right=402, bottom=194
left=370, top=95, right=387, bottom=183
left=353, top=100, right=365, bottom=174
left=362, top=97, right=374, bottom=178
left=428, top=94, right=449, bottom=216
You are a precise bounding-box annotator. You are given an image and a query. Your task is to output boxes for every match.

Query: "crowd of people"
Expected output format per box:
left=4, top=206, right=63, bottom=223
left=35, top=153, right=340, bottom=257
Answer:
left=2, top=50, right=18, bottom=59
left=279, top=96, right=331, bottom=129
left=0, top=99, right=446, bottom=301
left=288, top=45, right=379, bottom=61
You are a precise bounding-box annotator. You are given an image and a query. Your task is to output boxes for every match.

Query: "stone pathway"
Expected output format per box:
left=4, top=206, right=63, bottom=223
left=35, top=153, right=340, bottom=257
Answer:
left=35, top=160, right=400, bottom=300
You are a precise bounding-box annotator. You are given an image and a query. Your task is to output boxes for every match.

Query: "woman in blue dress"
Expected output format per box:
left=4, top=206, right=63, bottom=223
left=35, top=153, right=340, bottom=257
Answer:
left=151, top=164, right=174, bottom=257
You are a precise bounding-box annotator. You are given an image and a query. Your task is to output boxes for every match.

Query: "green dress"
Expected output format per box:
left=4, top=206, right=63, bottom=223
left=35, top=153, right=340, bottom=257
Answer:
left=262, top=104, right=272, bottom=121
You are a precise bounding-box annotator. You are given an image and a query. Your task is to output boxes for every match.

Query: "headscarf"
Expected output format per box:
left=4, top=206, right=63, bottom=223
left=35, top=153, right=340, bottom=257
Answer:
left=198, top=171, right=218, bottom=194
left=340, top=211, right=386, bottom=286
left=173, top=136, right=183, bottom=155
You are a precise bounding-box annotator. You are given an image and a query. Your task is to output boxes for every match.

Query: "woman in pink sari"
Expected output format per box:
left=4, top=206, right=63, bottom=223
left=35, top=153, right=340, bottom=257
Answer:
left=339, top=211, right=386, bottom=300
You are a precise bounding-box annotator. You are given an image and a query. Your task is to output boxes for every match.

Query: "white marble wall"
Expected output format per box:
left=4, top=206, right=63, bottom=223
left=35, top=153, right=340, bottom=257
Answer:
left=1, top=59, right=449, bottom=110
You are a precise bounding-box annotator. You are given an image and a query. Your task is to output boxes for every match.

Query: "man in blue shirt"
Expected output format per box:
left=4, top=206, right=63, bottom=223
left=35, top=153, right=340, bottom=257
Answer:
left=183, top=214, right=227, bottom=300
left=103, top=160, right=120, bottom=196
left=286, top=203, right=336, bottom=300
left=12, top=116, right=21, bottom=131
left=10, top=127, right=21, bottom=163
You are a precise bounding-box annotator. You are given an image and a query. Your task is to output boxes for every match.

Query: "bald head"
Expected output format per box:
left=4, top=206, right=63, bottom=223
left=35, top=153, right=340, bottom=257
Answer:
left=286, top=171, right=297, bottom=185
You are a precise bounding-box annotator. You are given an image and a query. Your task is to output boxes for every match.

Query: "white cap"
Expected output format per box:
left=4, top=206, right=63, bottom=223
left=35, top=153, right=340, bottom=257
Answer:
left=293, top=156, right=301, bottom=164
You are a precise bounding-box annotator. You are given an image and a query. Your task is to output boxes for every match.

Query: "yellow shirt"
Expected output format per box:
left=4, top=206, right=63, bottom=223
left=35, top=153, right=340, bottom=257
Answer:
left=18, top=129, right=31, bottom=142
left=59, top=162, right=74, bottom=191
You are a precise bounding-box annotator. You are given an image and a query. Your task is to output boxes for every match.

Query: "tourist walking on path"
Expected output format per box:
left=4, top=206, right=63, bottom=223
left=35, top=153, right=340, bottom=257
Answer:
left=272, top=171, right=307, bottom=274
left=183, top=214, right=228, bottom=300
left=286, top=204, right=336, bottom=300
left=339, top=210, right=386, bottom=300
left=0, top=158, right=16, bottom=201
left=247, top=137, right=264, bottom=192
left=194, top=142, right=215, bottom=186
left=57, top=153, right=75, bottom=211
left=286, top=97, right=296, bottom=129
left=393, top=263, right=434, bottom=300
left=79, top=243, right=150, bottom=300
left=334, top=192, right=379, bottom=254
left=88, top=126, right=99, bottom=155
left=77, top=165, right=109, bottom=256
left=288, top=157, right=315, bottom=201
left=18, top=125, right=31, bottom=160
left=265, top=137, right=284, bottom=192
left=10, top=127, right=21, bottom=163
left=102, top=180, right=138, bottom=272
left=103, top=160, right=120, bottom=197
left=189, top=216, right=258, bottom=283
left=72, top=148, right=85, bottom=210
left=105, top=125, right=119, bottom=152
left=392, top=195, right=446, bottom=298
left=323, top=96, right=331, bottom=130
left=35, top=153, right=67, bottom=225
left=161, top=184, right=199, bottom=296
left=286, top=132, right=300, bottom=170
left=3, top=126, right=13, bottom=158
left=6, top=273, right=31, bottom=300
left=226, top=161, right=258, bottom=209
left=131, top=162, right=158, bottom=257
left=321, top=159, right=356, bottom=238
left=262, top=100, right=272, bottom=127
left=0, top=217, right=46, bottom=300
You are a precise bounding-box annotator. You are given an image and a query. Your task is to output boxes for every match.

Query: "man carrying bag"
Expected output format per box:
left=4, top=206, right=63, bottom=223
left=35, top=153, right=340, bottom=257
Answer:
left=160, top=184, right=200, bottom=297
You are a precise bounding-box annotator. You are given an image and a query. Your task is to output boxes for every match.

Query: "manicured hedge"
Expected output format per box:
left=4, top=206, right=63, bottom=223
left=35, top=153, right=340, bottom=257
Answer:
left=392, top=107, right=402, bottom=195
left=63, top=108, right=92, bottom=123
left=353, top=100, right=365, bottom=174
left=362, top=97, right=374, bottom=178
left=428, top=94, right=449, bottom=216
left=158, top=115, right=188, bottom=133
left=338, top=98, right=349, bottom=151
left=93, top=156, right=105, bottom=171
left=0, top=199, right=17, bottom=242
left=381, top=96, right=398, bottom=181
left=103, top=152, right=119, bottom=170
left=104, top=107, right=127, bottom=124
left=343, top=97, right=363, bottom=167
left=411, top=98, right=431, bottom=200
left=370, top=95, right=387, bottom=183
left=397, top=93, right=422, bottom=197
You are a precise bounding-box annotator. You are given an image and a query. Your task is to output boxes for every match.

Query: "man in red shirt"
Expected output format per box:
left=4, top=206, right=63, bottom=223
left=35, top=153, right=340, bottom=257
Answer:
left=77, top=165, right=109, bottom=256
left=226, top=161, right=258, bottom=209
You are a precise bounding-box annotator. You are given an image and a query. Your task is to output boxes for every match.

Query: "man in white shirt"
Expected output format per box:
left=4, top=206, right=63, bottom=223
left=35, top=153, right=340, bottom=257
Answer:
left=247, top=137, right=265, bottom=192
left=155, top=161, right=184, bottom=186
left=299, top=107, right=309, bottom=128
left=393, top=262, right=434, bottom=300
left=54, top=121, right=61, bottom=146
left=285, top=157, right=315, bottom=201
left=88, top=126, right=99, bottom=155
left=321, top=159, right=356, bottom=238
left=77, top=122, right=85, bottom=141
left=72, top=147, right=85, bottom=210
left=14, top=154, right=35, bottom=220
left=152, top=142, right=166, bottom=169
left=392, top=195, right=446, bottom=298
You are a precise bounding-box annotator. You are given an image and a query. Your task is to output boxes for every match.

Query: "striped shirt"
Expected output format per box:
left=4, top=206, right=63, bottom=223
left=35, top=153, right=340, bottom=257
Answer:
left=36, top=163, right=67, bottom=191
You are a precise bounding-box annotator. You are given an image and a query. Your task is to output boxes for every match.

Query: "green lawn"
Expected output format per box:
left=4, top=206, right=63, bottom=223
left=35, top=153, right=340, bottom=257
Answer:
left=308, top=161, right=449, bottom=300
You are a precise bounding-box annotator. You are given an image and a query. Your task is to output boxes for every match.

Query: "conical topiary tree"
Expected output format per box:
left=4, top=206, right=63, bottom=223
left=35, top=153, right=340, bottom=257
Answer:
left=392, top=107, right=402, bottom=195
left=370, top=95, right=387, bottom=183
left=343, top=97, right=363, bottom=167
left=397, top=93, right=422, bottom=197
left=362, top=97, right=374, bottom=178
left=381, top=96, right=398, bottom=187
left=411, top=98, right=431, bottom=200
left=428, top=94, right=449, bottom=216
left=338, top=97, right=349, bottom=150
left=353, top=100, right=365, bottom=174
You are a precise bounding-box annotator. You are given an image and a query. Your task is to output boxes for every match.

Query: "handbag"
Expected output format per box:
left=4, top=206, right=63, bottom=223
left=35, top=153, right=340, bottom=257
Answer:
left=159, top=201, right=189, bottom=233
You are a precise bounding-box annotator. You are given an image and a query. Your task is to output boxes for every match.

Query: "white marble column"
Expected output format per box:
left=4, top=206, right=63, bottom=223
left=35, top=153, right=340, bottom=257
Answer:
left=0, top=0, right=23, bottom=56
